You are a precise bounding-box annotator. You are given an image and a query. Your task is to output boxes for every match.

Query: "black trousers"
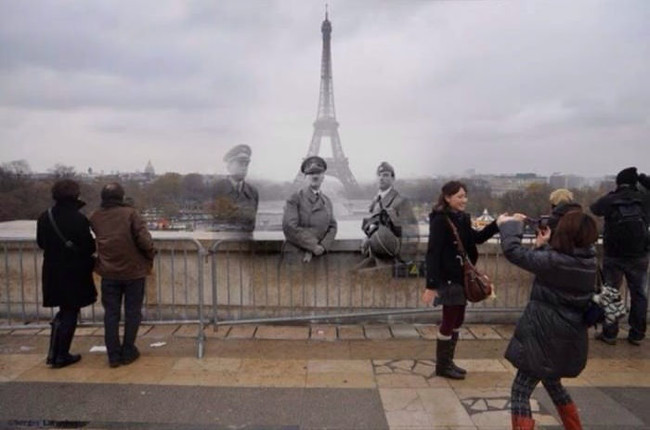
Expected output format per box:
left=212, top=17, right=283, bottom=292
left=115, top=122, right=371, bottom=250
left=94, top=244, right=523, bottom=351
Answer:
left=101, top=278, right=145, bottom=363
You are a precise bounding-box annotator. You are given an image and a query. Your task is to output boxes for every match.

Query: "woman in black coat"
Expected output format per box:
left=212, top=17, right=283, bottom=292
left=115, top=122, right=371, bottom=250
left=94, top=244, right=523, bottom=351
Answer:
left=421, top=181, right=499, bottom=380
left=498, top=211, right=598, bottom=430
left=36, top=179, right=97, bottom=368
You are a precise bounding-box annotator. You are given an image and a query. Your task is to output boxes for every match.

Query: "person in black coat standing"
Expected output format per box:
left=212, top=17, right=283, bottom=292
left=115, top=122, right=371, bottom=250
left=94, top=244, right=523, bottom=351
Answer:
left=36, top=179, right=97, bottom=368
left=421, top=181, right=499, bottom=380
left=498, top=211, right=598, bottom=430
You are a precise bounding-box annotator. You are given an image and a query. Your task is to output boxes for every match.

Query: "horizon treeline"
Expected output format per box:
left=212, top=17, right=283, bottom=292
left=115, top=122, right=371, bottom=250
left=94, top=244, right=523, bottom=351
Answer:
left=1, top=160, right=610, bottom=222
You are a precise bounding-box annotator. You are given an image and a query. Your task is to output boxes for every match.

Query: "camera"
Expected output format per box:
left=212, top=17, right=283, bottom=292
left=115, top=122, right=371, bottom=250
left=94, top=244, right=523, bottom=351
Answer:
left=524, top=215, right=552, bottom=231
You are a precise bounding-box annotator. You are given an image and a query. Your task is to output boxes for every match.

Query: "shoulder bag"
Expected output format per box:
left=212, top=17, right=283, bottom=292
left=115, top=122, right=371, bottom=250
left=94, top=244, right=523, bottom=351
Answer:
left=47, top=208, right=77, bottom=250
left=445, top=216, right=494, bottom=303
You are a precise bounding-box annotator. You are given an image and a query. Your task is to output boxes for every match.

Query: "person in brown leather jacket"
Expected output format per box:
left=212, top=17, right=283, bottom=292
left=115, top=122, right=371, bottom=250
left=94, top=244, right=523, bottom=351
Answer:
left=90, top=182, right=156, bottom=368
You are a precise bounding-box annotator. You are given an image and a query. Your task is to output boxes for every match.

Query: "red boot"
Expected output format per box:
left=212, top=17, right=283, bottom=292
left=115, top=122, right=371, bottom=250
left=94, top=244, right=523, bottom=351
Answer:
left=557, top=402, right=582, bottom=430
left=512, top=414, right=535, bottom=429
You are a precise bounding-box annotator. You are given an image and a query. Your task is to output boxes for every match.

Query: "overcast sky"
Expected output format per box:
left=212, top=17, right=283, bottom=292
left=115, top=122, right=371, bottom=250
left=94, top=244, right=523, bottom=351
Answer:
left=1, top=0, right=649, bottom=182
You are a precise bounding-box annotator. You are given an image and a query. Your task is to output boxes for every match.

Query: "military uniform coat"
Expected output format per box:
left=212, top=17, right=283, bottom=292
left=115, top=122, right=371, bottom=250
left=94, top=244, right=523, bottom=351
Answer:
left=212, top=177, right=259, bottom=232
left=282, top=188, right=337, bottom=254
left=36, top=201, right=97, bottom=308
left=365, top=188, right=419, bottom=258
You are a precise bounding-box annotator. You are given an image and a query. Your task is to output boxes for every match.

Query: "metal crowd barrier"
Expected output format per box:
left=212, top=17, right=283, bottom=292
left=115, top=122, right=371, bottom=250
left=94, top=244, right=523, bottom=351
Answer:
left=0, top=237, right=208, bottom=358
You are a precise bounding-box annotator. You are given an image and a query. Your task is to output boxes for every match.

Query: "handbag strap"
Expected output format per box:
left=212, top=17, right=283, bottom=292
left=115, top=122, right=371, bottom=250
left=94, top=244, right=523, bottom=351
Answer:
left=47, top=208, right=76, bottom=250
left=445, top=215, right=468, bottom=260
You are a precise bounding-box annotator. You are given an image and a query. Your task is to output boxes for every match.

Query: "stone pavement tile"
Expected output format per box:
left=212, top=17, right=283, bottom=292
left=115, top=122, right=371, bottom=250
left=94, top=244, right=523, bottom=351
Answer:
left=0, top=354, right=43, bottom=381
left=255, top=325, right=310, bottom=340
left=467, top=325, right=502, bottom=340
left=74, top=327, right=101, bottom=336
left=452, top=359, right=509, bottom=373
left=159, top=369, right=240, bottom=386
left=204, top=325, right=231, bottom=338
left=350, top=340, right=433, bottom=360
left=584, top=358, right=650, bottom=373
left=582, top=371, right=650, bottom=387
left=140, top=324, right=178, bottom=338
left=226, top=325, right=256, bottom=339
left=390, top=324, right=421, bottom=339
left=235, top=372, right=306, bottom=387
left=0, top=330, right=12, bottom=335
left=306, top=371, right=375, bottom=388
left=418, top=388, right=475, bottom=427
left=338, top=325, right=364, bottom=340
left=492, top=324, right=515, bottom=340
left=173, top=357, right=241, bottom=372
left=448, top=372, right=514, bottom=390
left=535, top=386, right=646, bottom=428
left=240, top=358, right=308, bottom=377
left=380, top=388, right=425, bottom=412
left=173, top=324, right=201, bottom=337
left=456, top=327, right=476, bottom=340
left=15, top=365, right=101, bottom=384
left=310, top=324, right=337, bottom=341
left=415, top=324, right=438, bottom=340
left=498, top=359, right=517, bottom=375
left=365, top=325, right=392, bottom=340
left=376, top=374, right=430, bottom=388
left=601, top=387, right=650, bottom=428
left=89, top=365, right=171, bottom=385
left=455, top=388, right=558, bottom=428
left=307, top=359, right=372, bottom=374
left=10, top=329, right=42, bottom=336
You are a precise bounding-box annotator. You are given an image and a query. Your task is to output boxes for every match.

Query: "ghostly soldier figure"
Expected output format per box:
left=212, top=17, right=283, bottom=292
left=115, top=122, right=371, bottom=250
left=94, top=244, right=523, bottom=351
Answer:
left=358, top=162, right=419, bottom=268
left=282, top=156, right=337, bottom=263
left=211, top=144, right=259, bottom=234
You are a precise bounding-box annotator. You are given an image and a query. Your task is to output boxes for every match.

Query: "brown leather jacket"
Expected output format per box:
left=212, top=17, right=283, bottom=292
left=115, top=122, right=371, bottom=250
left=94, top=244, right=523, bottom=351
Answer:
left=90, top=204, right=156, bottom=280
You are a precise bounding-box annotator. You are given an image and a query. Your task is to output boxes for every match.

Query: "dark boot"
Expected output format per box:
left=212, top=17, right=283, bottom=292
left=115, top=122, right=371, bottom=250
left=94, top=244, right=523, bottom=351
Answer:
left=52, top=310, right=81, bottom=369
left=46, top=318, right=59, bottom=366
left=512, top=414, right=535, bottom=429
left=557, top=402, right=582, bottom=430
left=435, top=338, right=465, bottom=380
left=450, top=331, right=467, bottom=375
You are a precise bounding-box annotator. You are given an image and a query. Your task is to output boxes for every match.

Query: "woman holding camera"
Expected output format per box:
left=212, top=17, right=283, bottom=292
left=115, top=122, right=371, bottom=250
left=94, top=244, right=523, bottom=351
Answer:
left=498, top=211, right=598, bottom=430
left=421, top=181, right=499, bottom=380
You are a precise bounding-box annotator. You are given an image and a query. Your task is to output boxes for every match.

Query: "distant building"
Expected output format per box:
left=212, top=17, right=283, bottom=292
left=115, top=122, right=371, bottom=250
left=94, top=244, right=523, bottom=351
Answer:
left=473, top=208, right=495, bottom=230
left=144, top=160, right=156, bottom=178
left=549, top=173, right=585, bottom=189
left=476, top=173, right=547, bottom=196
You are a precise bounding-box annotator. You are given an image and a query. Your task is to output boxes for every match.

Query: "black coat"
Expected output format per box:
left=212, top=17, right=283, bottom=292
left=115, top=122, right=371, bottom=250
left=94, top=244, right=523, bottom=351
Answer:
left=425, top=209, right=498, bottom=304
left=36, top=200, right=97, bottom=308
left=500, top=221, right=596, bottom=380
left=590, top=184, right=650, bottom=258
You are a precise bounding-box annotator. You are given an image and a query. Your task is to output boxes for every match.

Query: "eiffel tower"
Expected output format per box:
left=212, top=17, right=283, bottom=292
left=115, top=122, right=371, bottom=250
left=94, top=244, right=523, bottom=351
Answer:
left=294, top=9, right=360, bottom=197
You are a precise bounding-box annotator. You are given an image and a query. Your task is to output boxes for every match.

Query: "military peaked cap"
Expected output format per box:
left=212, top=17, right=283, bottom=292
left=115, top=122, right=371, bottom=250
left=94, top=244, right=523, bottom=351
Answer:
left=377, top=161, right=395, bottom=176
left=223, top=144, right=252, bottom=163
left=301, top=156, right=327, bottom=174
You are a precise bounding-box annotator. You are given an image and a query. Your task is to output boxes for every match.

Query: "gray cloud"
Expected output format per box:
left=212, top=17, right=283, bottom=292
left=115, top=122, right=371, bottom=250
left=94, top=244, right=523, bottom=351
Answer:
left=0, top=0, right=649, bottom=180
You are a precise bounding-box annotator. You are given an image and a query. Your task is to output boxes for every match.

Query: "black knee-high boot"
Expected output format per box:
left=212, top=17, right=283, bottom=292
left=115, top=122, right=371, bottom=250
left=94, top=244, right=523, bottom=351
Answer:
left=436, top=338, right=465, bottom=380
left=51, top=309, right=81, bottom=369
left=450, top=331, right=467, bottom=375
left=46, top=318, right=60, bottom=366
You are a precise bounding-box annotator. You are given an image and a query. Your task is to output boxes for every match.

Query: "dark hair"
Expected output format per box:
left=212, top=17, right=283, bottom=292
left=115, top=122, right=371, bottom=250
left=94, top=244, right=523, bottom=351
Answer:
left=549, top=211, right=598, bottom=254
left=100, top=182, right=125, bottom=203
left=434, top=180, right=467, bottom=211
left=51, top=179, right=80, bottom=202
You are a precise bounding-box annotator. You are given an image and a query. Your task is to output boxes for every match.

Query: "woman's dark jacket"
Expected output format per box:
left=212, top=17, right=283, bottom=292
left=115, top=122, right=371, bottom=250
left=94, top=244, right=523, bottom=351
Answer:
left=500, top=220, right=596, bottom=380
left=36, top=200, right=97, bottom=308
left=425, top=209, right=498, bottom=304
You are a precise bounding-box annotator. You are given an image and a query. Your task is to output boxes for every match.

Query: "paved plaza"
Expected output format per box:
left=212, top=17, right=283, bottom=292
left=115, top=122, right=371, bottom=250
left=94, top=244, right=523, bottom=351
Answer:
left=1, top=323, right=649, bottom=429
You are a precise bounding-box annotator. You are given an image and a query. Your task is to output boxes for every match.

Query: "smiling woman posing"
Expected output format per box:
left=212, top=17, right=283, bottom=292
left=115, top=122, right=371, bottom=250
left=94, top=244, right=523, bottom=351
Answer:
left=421, top=181, right=499, bottom=380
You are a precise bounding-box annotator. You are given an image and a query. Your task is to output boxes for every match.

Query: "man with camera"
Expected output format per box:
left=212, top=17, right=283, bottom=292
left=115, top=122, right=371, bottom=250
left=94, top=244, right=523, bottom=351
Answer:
left=590, top=167, right=650, bottom=346
left=358, top=162, right=418, bottom=268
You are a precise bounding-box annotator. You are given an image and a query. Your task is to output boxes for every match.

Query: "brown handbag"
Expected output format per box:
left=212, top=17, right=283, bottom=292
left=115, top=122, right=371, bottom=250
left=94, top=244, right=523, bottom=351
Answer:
left=445, top=216, right=494, bottom=303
